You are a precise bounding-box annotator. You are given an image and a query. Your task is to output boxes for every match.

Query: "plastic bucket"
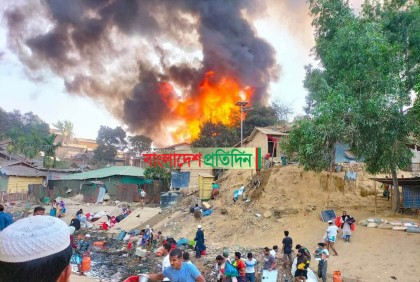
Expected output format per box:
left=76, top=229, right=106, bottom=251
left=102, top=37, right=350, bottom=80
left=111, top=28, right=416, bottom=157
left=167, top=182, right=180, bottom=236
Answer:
left=50, top=208, right=56, bottom=216
left=333, top=270, right=342, bottom=282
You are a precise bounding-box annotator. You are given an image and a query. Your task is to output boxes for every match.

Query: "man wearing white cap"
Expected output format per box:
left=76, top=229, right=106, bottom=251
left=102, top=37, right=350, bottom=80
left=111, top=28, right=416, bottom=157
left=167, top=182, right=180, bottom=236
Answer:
left=76, top=233, right=92, bottom=276
left=0, top=215, right=72, bottom=282
left=326, top=220, right=338, bottom=256
left=194, top=225, right=205, bottom=258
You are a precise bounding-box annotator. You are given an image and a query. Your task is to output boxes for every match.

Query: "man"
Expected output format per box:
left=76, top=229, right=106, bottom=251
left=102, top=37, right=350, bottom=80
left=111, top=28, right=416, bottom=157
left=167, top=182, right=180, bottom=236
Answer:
left=33, top=206, right=45, bottom=216
left=263, top=247, right=276, bottom=271
left=0, top=204, right=13, bottom=231
left=193, top=204, right=202, bottom=221
left=194, top=225, right=205, bottom=258
left=281, top=230, right=293, bottom=270
left=269, top=245, right=279, bottom=258
left=77, top=234, right=91, bottom=276
left=233, top=252, right=246, bottom=282
left=295, top=244, right=311, bottom=262
left=145, top=248, right=206, bottom=281
left=316, top=242, right=329, bottom=282
left=0, top=215, right=72, bottom=282
left=214, top=255, right=226, bottom=282
left=245, top=252, right=257, bottom=282
left=183, top=251, right=192, bottom=264
left=161, top=243, right=172, bottom=281
left=326, top=220, right=338, bottom=255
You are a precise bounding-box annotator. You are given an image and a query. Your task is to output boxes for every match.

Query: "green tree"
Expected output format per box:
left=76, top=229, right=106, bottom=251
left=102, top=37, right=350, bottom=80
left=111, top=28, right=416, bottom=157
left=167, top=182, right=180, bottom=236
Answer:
left=53, top=120, right=74, bottom=143
left=94, top=126, right=127, bottom=163
left=128, top=135, right=153, bottom=156
left=144, top=165, right=171, bottom=188
left=242, top=102, right=291, bottom=138
left=41, top=133, right=62, bottom=168
left=287, top=0, right=419, bottom=211
left=191, top=122, right=238, bottom=147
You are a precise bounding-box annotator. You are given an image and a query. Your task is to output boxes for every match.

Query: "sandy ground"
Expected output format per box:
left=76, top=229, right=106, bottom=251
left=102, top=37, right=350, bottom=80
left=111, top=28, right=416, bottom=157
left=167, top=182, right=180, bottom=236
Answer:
left=143, top=166, right=420, bottom=282
left=4, top=165, right=419, bottom=282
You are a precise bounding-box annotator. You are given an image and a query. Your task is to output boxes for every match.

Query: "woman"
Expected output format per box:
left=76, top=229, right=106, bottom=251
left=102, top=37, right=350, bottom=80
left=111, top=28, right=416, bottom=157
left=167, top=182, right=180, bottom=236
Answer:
left=77, top=234, right=92, bottom=276
left=340, top=211, right=355, bottom=242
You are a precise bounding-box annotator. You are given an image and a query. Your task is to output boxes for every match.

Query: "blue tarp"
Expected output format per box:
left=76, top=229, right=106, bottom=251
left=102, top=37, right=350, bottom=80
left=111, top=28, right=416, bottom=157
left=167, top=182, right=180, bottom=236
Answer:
left=171, top=172, right=190, bottom=188
left=402, top=186, right=420, bottom=209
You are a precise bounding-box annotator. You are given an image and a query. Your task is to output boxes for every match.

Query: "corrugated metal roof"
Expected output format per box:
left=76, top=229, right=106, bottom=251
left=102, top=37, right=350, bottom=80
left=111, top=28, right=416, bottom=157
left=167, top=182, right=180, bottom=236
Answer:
left=0, top=166, right=47, bottom=177
left=59, top=166, right=145, bottom=180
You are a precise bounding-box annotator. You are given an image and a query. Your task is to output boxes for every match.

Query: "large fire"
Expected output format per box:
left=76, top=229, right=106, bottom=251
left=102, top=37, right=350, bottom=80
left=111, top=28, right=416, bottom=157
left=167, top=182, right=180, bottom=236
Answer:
left=159, top=71, right=254, bottom=142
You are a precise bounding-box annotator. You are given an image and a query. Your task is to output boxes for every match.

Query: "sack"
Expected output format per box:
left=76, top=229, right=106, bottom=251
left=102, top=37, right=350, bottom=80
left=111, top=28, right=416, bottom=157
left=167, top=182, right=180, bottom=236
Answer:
left=225, top=261, right=239, bottom=277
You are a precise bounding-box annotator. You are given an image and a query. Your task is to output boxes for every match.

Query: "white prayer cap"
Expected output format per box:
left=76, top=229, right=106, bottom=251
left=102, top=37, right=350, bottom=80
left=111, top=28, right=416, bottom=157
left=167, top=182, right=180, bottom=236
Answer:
left=197, top=225, right=202, bottom=229
left=0, top=216, right=70, bottom=263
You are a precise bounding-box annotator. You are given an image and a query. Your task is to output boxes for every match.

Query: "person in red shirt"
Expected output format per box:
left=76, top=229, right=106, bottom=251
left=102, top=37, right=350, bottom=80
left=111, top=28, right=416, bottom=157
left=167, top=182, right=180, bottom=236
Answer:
left=234, top=252, right=246, bottom=282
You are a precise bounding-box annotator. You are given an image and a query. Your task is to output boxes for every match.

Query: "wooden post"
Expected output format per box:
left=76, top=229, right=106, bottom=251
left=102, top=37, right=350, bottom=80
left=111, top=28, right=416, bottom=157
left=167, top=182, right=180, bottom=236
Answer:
left=374, top=180, right=377, bottom=215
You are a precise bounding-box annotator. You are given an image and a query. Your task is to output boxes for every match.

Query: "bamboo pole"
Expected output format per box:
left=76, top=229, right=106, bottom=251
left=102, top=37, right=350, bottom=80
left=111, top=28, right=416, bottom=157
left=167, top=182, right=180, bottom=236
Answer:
left=374, top=180, right=377, bottom=215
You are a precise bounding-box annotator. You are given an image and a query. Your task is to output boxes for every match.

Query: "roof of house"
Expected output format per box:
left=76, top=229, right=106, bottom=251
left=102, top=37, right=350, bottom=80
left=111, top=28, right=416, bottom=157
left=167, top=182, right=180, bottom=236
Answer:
left=0, top=162, right=47, bottom=177
left=370, top=177, right=420, bottom=186
left=59, top=166, right=145, bottom=180
left=233, top=126, right=289, bottom=147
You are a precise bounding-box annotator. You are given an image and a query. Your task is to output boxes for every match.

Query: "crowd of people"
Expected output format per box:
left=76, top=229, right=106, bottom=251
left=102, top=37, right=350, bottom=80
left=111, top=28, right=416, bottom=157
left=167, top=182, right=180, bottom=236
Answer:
left=0, top=196, right=356, bottom=282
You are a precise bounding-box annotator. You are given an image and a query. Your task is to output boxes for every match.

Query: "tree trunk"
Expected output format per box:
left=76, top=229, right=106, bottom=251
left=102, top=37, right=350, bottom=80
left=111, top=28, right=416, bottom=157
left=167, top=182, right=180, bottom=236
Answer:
left=391, top=167, right=400, bottom=212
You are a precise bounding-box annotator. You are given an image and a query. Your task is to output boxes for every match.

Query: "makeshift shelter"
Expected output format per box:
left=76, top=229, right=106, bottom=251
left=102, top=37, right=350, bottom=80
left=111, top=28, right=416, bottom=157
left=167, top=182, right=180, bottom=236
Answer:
left=50, top=166, right=146, bottom=202
left=198, top=173, right=214, bottom=200
left=371, top=177, right=420, bottom=212
left=0, top=162, right=46, bottom=193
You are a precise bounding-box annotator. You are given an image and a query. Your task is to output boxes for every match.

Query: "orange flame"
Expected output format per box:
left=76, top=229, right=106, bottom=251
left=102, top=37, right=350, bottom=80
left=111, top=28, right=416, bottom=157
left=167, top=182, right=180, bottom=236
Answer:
left=159, top=71, right=254, bottom=142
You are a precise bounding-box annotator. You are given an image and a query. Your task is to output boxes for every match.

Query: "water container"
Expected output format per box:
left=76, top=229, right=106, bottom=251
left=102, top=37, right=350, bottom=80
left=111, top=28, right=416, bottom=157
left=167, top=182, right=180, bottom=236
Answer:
left=160, top=192, right=180, bottom=209
left=333, top=270, right=342, bottom=282
left=50, top=208, right=56, bottom=216
left=117, top=231, right=127, bottom=241
left=81, top=256, right=91, bottom=272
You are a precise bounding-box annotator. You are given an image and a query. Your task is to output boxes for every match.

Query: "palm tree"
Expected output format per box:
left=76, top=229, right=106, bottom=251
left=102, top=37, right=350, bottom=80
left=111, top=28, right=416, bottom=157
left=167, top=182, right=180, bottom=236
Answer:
left=42, top=133, right=62, bottom=168
left=53, top=120, right=74, bottom=144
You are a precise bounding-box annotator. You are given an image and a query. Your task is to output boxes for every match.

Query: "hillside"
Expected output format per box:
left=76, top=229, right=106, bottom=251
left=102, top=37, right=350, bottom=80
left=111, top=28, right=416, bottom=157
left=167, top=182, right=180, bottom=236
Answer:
left=145, top=165, right=419, bottom=281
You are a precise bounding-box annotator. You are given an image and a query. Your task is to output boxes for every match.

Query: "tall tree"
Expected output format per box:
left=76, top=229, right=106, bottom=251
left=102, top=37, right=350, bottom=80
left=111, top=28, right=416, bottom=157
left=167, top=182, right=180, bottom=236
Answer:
left=53, top=120, right=74, bottom=143
left=192, top=122, right=238, bottom=147
left=128, top=135, right=153, bottom=156
left=94, top=126, right=127, bottom=162
left=41, top=133, right=62, bottom=168
left=287, top=0, right=419, bottom=211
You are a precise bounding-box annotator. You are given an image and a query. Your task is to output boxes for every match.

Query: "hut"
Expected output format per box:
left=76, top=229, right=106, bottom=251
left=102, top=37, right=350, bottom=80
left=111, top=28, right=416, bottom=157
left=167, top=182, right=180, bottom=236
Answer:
left=0, top=162, right=46, bottom=194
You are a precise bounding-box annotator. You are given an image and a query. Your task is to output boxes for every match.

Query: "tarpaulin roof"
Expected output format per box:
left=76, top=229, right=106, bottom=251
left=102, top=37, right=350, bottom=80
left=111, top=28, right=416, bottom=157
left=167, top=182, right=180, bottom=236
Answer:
left=370, top=177, right=420, bottom=186
left=0, top=162, right=47, bottom=177
left=59, top=166, right=145, bottom=180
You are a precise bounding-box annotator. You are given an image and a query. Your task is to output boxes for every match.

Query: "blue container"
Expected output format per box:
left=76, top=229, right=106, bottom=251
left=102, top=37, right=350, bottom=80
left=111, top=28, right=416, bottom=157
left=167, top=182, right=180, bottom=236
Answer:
left=117, top=231, right=127, bottom=241
left=50, top=208, right=56, bottom=216
left=160, top=192, right=181, bottom=209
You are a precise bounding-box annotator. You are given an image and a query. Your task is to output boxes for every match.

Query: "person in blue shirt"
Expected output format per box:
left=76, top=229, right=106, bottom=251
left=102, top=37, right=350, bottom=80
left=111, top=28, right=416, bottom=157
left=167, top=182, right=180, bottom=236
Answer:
left=145, top=248, right=206, bottom=282
left=0, top=204, right=13, bottom=231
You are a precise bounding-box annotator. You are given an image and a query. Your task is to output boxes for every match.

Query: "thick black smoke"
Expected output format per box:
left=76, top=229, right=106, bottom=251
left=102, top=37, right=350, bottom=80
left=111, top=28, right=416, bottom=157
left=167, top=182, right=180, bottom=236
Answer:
left=4, top=0, right=278, bottom=141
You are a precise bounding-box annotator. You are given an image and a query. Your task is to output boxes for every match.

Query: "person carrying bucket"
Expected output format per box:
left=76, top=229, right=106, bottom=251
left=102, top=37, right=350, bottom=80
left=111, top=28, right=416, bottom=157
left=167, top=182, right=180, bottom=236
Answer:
left=76, top=234, right=92, bottom=276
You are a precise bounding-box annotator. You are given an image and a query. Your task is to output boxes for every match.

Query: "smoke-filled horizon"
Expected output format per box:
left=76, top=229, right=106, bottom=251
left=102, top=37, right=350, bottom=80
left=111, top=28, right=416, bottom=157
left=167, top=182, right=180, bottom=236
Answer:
left=4, top=0, right=284, bottom=143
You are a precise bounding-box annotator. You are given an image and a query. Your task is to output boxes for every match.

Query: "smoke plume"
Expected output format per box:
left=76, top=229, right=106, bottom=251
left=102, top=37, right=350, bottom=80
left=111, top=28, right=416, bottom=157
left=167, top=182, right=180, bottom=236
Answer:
left=4, top=0, right=279, bottom=143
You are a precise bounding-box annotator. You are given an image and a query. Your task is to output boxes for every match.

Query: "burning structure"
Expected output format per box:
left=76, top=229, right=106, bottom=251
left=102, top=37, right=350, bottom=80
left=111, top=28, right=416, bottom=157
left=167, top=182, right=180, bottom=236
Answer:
left=4, top=0, right=279, bottom=143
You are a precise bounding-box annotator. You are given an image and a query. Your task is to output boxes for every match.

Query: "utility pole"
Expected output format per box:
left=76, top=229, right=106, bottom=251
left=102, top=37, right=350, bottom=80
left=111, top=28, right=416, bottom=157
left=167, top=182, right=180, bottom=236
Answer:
left=236, top=101, right=248, bottom=147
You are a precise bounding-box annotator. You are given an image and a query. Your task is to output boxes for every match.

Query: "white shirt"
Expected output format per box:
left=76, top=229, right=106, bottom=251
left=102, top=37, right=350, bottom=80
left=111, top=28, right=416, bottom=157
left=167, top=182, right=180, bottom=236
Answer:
left=269, top=250, right=276, bottom=258
left=321, top=249, right=329, bottom=261
left=326, top=225, right=338, bottom=237
left=245, top=258, right=257, bottom=273
left=162, top=254, right=170, bottom=281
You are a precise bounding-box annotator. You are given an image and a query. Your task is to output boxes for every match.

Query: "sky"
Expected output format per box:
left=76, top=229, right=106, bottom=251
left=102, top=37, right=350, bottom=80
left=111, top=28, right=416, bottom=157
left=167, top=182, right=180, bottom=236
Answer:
left=0, top=1, right=363, bottom=141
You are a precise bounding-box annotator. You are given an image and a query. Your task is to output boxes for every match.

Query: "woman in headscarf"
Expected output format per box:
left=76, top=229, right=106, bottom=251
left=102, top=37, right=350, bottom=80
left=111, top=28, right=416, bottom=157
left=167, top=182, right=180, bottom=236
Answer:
left=340, top=211, right=355, bottom=242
